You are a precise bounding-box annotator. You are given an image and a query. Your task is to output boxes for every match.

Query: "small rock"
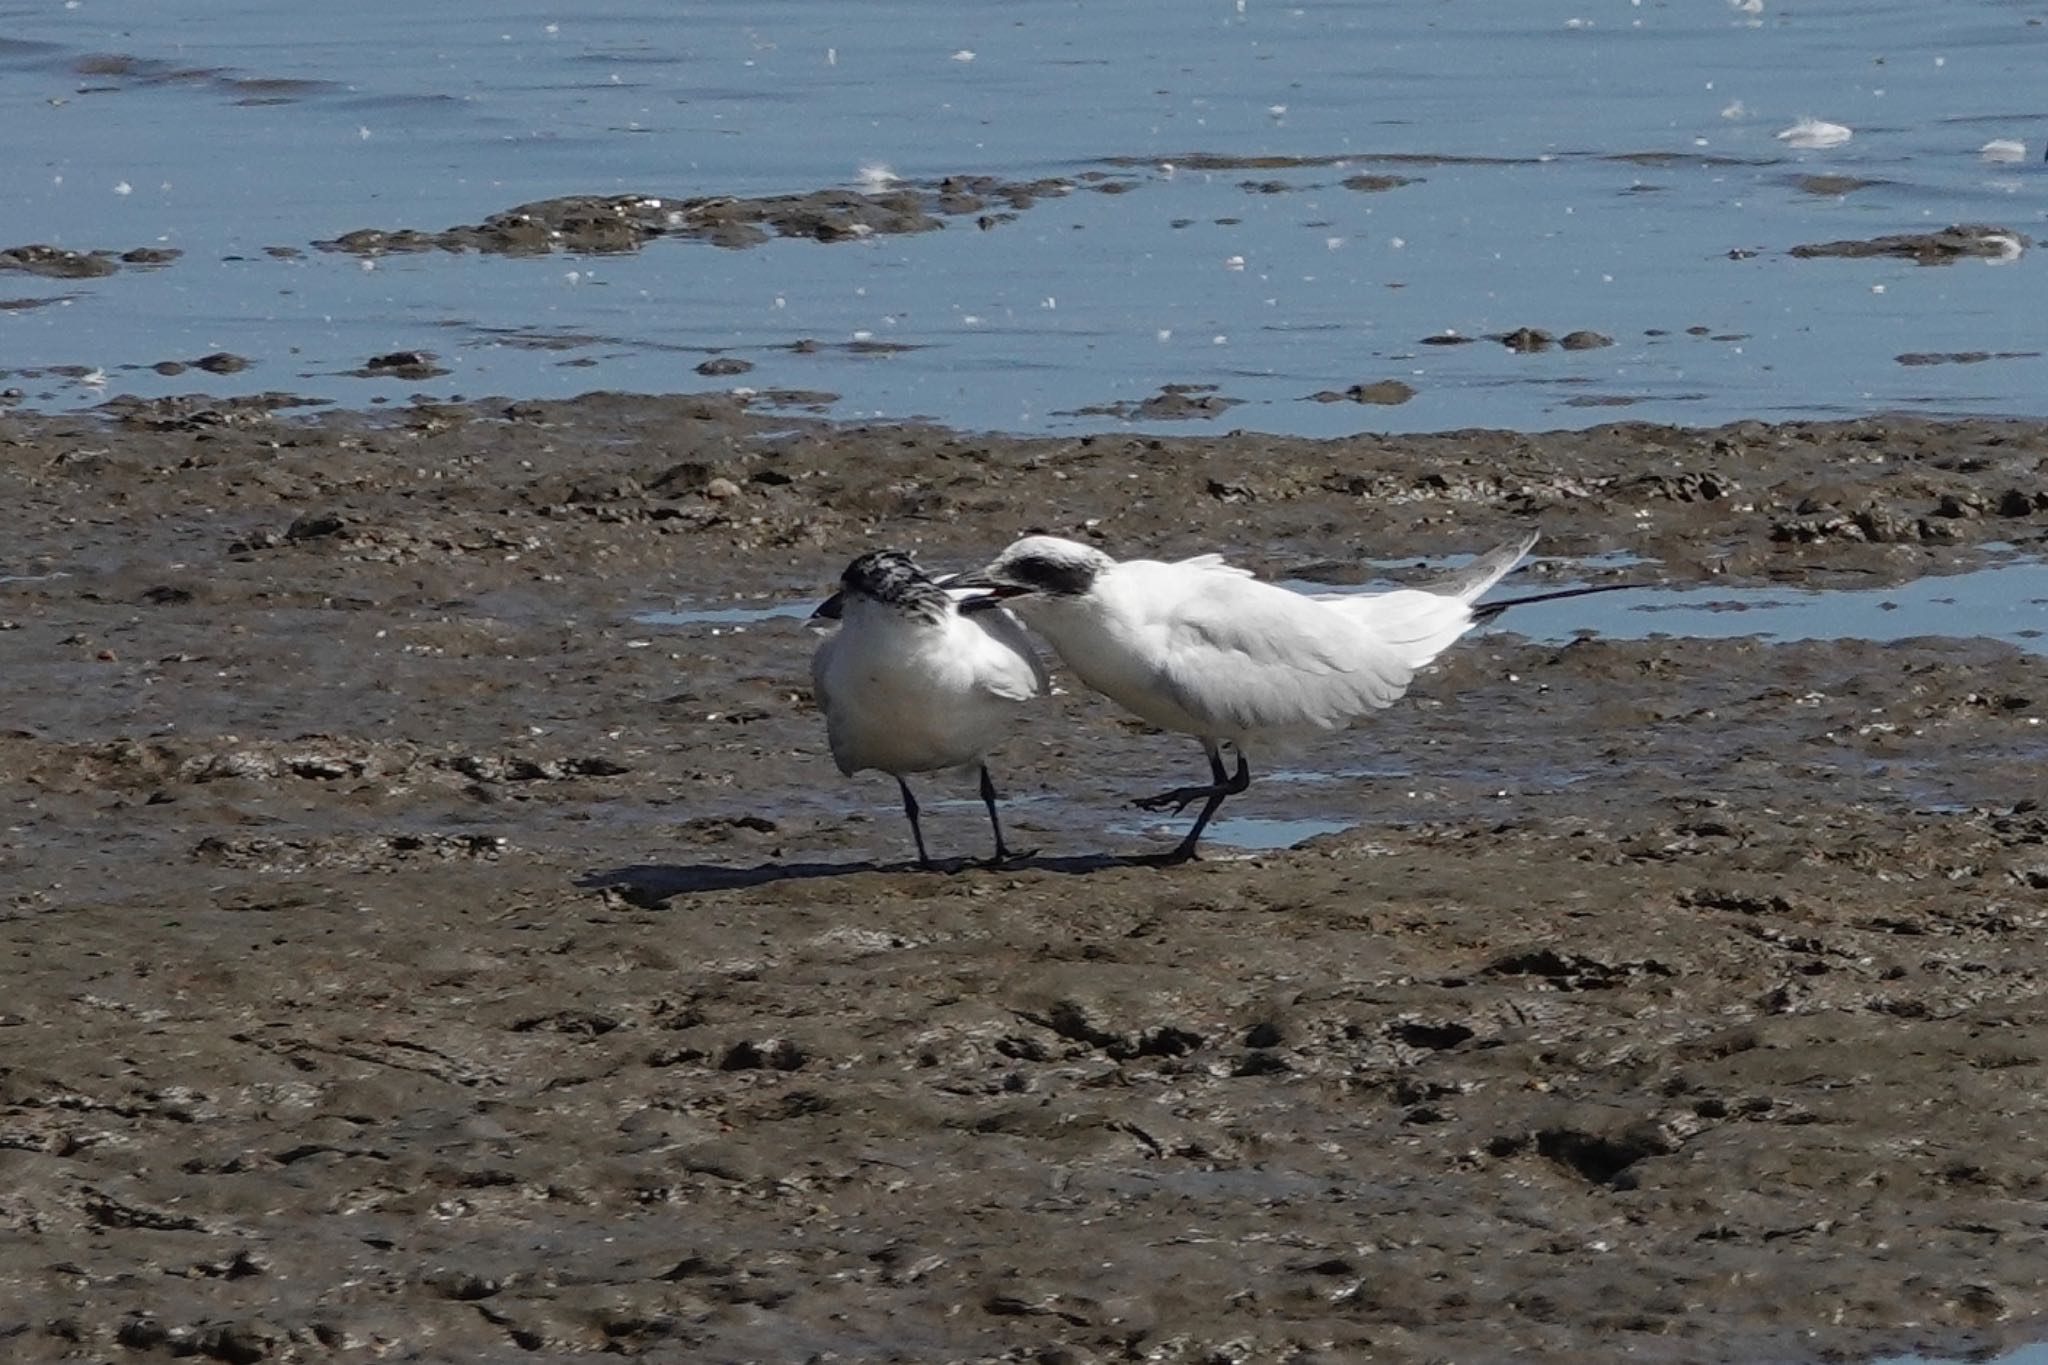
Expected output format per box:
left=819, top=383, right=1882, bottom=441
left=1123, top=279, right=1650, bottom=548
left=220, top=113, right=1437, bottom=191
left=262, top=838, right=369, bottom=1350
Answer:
left=703, top=477, right=741, bottom=500
left=286, top=513, right=348, bottom=541
left=356, top=350, right=449, bottom=380
left=1346, top=379, right=1416, bottom=405
left=718, top=1039, right=806, bottom=1071
left=201, top=1320, right=282, bottom=1364
left=424, top=1267, right=503, bottom=1300
left=1500, top=327, right=1554, bottom=353
left=194, top=352, right=251, bottom=374
left=1560, top=330, right=1613, bottom=350
left=695, top=357, right=754, bottom=377
left=1341, top=173, right=1416, bottom=192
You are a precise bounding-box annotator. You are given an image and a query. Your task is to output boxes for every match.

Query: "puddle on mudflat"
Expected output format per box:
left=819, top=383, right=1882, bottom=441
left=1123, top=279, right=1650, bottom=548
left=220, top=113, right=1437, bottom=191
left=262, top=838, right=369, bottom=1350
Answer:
left=1110, top=812, right=1360, bottom=854
left=1480, top=560, right=2048, bottom=655
left=648, top=559, right=2048, bottom=655
left=1878, top=1345, right=2048, bottom=1365
left=1195, top=814, right=1358, bottom=851
left=637, top=600, right=816, bottom=627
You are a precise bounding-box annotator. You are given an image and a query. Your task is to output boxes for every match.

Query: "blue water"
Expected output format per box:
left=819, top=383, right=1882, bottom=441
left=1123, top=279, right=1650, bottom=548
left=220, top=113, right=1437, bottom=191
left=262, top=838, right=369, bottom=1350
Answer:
left=1, top=0, right=2042, bottom=432
left=1881, top=1347, right=2048, bottom=1365
left=647, top=559, right=2048, bottom=656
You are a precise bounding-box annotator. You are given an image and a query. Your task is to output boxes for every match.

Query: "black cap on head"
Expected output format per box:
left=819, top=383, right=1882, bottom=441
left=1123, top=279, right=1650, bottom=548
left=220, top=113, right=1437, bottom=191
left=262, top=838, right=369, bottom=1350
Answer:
left=837, top=550, right=950, bottom=617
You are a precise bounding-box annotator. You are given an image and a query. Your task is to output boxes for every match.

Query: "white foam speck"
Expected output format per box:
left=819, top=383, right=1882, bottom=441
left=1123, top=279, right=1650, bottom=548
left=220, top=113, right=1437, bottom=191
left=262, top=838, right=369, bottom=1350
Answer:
left=1777, top=117, right=1852, bottom=149
left=1981, top=234, right=2026, bottom=265
left=1980, top=139, right=2026, bottom=164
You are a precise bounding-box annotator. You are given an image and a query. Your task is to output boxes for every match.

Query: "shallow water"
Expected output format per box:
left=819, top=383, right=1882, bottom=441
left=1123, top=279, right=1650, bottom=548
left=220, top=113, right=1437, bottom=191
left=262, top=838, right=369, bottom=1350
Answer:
left=1881, top=1347, right=2048, bottom=1365
left=645, top=559, right=2048, bottom=656
left=638, top=600, right=816, bottom=627
left=2, top=0, right=2042, bottom=433
left=1426, top=560, right=2048, bottom=655
left=1121, top=812, right=1359, bottom=852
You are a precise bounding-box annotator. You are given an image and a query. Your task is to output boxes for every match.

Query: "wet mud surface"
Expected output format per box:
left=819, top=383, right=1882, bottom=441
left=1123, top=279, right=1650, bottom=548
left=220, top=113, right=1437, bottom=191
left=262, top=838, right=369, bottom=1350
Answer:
left=5, top=394, right=2048, bottom=1362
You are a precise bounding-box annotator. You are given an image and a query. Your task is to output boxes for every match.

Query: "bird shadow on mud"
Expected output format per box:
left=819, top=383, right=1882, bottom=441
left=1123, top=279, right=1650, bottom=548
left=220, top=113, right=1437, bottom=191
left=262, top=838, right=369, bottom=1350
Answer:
left=577, top=854, right=1133, bottom=904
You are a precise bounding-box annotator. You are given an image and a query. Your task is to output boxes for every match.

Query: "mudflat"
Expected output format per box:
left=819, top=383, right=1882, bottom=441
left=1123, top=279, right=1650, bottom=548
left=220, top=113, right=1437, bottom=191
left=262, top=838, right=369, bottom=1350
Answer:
left=4, top=392, right=2048, bottom=1363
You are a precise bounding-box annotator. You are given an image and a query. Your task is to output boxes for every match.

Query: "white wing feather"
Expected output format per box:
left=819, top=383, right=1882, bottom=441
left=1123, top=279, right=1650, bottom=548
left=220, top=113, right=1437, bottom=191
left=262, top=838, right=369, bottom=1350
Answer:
left=1309, top=532, right=1535, bottom=668
left=1158, top=575, right=1418, bottom=735
left=1169, top=552, right=1255, bottom=579
left=966, top=607, right=1050, bottom=703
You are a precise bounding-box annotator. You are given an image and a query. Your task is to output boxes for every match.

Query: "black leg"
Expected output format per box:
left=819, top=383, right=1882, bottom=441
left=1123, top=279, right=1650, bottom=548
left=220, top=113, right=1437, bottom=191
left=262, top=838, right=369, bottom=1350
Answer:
left=1155, top=744, right=1251, bottom=864
left=977, top=764, right=1034, bottom=865
left=897, top=776, right=934, bottom=870
left=1133, top=741, right=1234, bottom=815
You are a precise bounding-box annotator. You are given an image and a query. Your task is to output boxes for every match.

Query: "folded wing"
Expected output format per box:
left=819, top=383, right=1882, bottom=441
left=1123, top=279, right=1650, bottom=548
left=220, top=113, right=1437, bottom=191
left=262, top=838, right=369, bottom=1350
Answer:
left=968, top=607, right=1051, bottom=703
left=1158, top=576, right=1419, bottom=735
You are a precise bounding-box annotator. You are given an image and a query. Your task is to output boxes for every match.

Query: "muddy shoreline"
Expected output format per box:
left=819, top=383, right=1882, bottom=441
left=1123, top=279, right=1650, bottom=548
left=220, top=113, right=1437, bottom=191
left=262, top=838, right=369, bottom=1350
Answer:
left=4, top=394, right=2048, bottom=1362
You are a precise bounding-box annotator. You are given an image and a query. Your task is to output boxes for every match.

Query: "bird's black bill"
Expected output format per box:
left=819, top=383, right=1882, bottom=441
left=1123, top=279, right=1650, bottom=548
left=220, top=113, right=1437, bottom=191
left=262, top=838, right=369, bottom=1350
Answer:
left=940, top=569, right=1030, bottom=598
left=811, top=591, right=845, bottom=621
left=1471, top=580, right=1646, bottom=624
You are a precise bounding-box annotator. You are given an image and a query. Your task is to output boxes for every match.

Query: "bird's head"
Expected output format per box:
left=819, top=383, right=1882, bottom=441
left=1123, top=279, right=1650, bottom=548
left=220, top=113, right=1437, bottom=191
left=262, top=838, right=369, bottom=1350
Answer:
left=950, top=535, right=1115, bottom=607
left=812, top=549, right=949, bottom=623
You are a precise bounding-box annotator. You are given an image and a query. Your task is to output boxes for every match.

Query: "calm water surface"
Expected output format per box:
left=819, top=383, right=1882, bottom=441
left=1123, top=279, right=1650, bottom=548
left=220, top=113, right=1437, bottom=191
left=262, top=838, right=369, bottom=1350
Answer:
left=1, top=0, right=2042, bottom=433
